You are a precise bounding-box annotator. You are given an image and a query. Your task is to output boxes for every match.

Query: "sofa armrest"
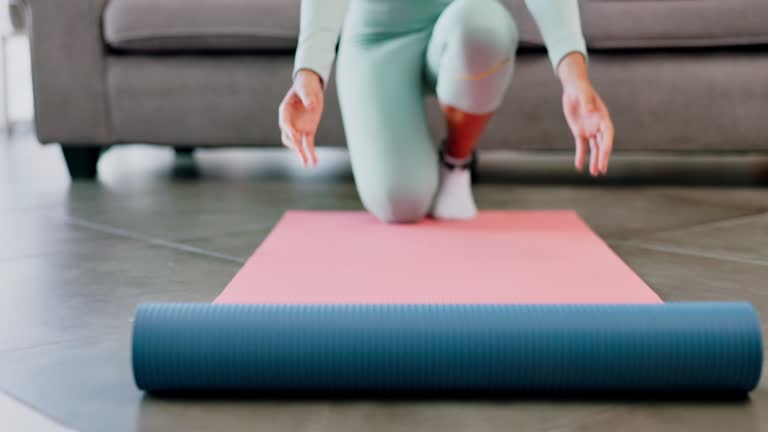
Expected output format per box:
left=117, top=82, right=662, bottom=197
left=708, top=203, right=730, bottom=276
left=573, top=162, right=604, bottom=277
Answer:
left=26, top=0, right=113, bottom=144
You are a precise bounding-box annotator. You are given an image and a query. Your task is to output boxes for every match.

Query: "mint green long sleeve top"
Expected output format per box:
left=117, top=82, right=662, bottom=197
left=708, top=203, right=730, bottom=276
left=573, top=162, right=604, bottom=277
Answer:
left=293, top=0, right=587, bottom=86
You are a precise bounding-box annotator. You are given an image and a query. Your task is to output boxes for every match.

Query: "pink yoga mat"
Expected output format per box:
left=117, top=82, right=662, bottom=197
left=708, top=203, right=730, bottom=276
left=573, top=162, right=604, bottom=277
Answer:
left=215, top=211, right=661, bottom=305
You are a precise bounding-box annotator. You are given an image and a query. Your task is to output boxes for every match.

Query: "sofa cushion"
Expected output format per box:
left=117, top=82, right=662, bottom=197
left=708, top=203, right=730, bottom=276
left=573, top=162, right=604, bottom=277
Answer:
left=508, top=0, right=768, bottom=49
left=104, top=0, right=768, bottom=53
left=103, top=0, right=301, bottom=52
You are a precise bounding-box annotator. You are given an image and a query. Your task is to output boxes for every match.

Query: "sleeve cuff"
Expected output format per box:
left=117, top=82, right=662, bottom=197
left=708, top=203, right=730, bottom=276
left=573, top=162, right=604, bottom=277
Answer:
left=547, top=37, right=588, bottom=73
left=292, top=41, right=336, bottom=89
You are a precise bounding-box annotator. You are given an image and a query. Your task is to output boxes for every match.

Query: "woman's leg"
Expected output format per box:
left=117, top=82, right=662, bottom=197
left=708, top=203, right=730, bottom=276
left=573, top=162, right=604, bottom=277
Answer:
left=428, top=0, right=518, bottom=155
left=440, top=105, right=494, bottom=160
left=337, top=31, right=438, bottom=224
left=426, top=0, right=518, bottom=218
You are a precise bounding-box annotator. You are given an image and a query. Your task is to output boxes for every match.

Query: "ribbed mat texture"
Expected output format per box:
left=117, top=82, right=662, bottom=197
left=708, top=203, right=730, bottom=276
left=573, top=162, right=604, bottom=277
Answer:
left=132, top=302, right=762, bottom=393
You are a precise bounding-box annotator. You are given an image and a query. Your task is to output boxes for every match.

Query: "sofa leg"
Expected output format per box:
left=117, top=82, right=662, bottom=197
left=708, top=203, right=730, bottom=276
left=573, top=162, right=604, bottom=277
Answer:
left=174, top=146, right=195, bottom=158
left=61, top=145, right=103, bottom=180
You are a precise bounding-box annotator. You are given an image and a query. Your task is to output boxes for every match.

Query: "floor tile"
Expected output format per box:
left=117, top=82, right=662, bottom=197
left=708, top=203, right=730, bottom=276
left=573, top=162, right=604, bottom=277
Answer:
left=0, top=391, right=75, bottom=432
left=563, top=397, right=768, bottom=432
left=0, top=241, right=239, bottom=352
left=179, top=226, right=275, bottom=261
left=620, top=212, right=768, bottom=265
left=658, top=187, right=768, bottom=212
left=299, top=400, right=618, bottom=432
left=0, top=210, right=119, bottom=260
left=474, top=184, right=761, bottom=239
left=610, top=243, right=768, bottom=305
left=0, top=339, right=142, bottom=432
left=177, top=185, right=760, bottom=260
left=54, top=150, right=362, bottom=241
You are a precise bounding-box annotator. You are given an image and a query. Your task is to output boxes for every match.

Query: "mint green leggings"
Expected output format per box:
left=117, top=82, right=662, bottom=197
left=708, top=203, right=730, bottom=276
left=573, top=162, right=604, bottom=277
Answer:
left=337, top=0, right=518, bottom=223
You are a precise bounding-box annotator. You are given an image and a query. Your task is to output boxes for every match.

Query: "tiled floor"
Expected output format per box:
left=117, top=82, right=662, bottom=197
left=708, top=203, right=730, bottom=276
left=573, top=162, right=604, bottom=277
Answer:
left=0, top=392, right=75, bottom=432
left=2, top=130, right=768, bottom=431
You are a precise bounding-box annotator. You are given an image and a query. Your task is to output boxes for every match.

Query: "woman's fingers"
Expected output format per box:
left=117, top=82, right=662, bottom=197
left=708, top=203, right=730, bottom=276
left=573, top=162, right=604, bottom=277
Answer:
left=588, top=136, right=599, bottom=177
left=599, top=122, right=614, bottom=175
left=578, top=129, right=612, bottom=177
left=278, top=90, right=307, bottom=166
left=280, top=129, right=293, bottom=149
left=290, top=129, right=308, bottom=166
left=281, top=128, right=307, bottom=166
left=278, top=82, right=322, bottom=169
left=564, top=89, right=614, bottom=177
left=281, top=129, right=297, bottom=153
left=574, top=136, right=587, bottom=172
left=596, top=131, right=607, bottom=174
left=304, top=134, right=318, bottom=167
left=597, top=130, right=611, bottom=174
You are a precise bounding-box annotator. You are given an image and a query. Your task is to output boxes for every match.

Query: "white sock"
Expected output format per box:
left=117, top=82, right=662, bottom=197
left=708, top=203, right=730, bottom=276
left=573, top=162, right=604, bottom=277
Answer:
left=431, top=153, right=478, bottom=220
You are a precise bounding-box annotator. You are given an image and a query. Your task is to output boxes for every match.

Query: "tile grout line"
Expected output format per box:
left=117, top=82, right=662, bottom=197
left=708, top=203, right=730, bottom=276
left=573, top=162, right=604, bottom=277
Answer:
left=0, top=390, right=77, bottom=432
left=638, top=209, right=768, bottom=238
left=0, top=334, right=115, bottom=356
left=53, top=211, right=768, bottom=269
left=56, top=215, right=247, bottom=265
left=614, top=240, right=768, bottom=268
left=173, top=223, right=276, bottom=244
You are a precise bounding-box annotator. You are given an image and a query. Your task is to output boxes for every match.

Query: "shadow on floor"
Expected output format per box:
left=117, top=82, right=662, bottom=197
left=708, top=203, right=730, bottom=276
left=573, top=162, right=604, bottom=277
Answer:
left=140, top=388, right=755, bottom=404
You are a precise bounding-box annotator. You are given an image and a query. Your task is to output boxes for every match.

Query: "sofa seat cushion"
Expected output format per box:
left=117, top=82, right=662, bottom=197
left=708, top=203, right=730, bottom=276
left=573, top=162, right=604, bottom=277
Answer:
left=103, top=0, right=300, bottom=52
left=507, top=0, right=768, bottom=50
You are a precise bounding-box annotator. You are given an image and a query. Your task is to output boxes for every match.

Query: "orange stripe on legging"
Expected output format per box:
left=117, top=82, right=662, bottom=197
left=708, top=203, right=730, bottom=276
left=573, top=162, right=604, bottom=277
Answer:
left=455, top=57, right=511, bottom=81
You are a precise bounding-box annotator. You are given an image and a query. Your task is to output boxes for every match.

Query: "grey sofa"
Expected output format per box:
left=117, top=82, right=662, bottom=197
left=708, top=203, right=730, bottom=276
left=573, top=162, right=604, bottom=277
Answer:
left=21, top=0, right=768, bottom=179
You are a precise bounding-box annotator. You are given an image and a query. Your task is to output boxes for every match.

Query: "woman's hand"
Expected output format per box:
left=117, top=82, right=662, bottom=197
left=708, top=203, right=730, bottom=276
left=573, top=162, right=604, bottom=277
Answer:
left=557, top=53, right=614, bottom=176
left=278, top=69, right=324, bottom=167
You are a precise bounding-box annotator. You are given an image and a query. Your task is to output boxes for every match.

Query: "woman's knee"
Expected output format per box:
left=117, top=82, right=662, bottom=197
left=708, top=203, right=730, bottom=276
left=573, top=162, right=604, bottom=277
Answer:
left=452, top=0, right=518, bottom=71
left=360, top=177, right=437, bottom=224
